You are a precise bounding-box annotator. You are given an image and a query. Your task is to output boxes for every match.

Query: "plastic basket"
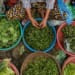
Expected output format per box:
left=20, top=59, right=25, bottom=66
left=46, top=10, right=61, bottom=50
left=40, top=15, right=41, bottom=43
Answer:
left=22, top=18, right=56, bottom=52
left=20, top=52, right=61, bottom=75
left=57, top=21, right=75, bottom=56
left=0, top=15, right=23, bottom=51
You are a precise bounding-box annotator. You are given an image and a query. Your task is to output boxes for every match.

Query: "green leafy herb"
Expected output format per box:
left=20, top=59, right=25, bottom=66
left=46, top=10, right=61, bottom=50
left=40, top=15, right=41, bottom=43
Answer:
left=62, top=25, right=75, bottom=52
left=23, top=56, right=59, bottom=75
left=0, top=59, right=15, bottom=75
left=64, top=63, right=75, bottom=75
left=24, top=24, right=54, bottom=50
left=0, top=18, right=20, bottom=48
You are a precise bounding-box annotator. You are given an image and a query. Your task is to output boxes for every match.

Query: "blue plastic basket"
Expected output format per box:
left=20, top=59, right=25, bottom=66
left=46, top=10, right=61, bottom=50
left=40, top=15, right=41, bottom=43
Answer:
left=23, top=18, right=56, bottom=52
left=0, top=15, right=23, bottom=51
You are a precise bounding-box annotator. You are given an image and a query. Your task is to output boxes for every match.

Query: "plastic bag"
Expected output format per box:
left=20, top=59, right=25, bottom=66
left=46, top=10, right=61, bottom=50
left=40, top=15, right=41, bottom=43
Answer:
left=64, top=37, right=75, bottom=53
left=57, top=0, right=72, bottom=24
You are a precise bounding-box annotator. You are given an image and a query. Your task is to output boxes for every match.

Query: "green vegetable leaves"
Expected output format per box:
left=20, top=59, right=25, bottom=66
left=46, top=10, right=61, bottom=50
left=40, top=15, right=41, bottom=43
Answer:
left=23, top=56, right=58, bottom=75
left=0, top=18, right=20, bottom=48
left=25, top=24, right=54, bottom=51
left=0, top=59, right=15, bottom=75
left=62, top=25, right=75, bottom=38
left=64, top=63, right=75, bottom=75
left=62, top=25, right=75, bottom=52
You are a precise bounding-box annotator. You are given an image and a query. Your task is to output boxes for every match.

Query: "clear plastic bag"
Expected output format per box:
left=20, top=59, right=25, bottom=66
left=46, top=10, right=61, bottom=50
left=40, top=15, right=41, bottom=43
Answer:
left=64, top=37, right=75, bottom=53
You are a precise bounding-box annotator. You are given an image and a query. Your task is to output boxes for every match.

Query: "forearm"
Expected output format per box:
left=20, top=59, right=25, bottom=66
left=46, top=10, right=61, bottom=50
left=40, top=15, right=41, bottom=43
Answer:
left=25, top=9, right=39, bottom=28
left=25, top=8, right=33, bottom=20
left=45, top=0, right=55, bottom=20
left=44, top=9, right=50, bottom=20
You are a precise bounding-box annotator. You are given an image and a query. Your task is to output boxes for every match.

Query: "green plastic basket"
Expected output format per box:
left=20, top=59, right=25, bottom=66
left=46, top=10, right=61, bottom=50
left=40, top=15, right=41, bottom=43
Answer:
left=0, top=15, right=23, bottom=51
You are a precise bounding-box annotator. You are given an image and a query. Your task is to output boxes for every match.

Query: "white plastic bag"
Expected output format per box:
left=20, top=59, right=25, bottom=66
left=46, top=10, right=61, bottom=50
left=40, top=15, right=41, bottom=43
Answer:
left=64, top=37, right=75, bottom=53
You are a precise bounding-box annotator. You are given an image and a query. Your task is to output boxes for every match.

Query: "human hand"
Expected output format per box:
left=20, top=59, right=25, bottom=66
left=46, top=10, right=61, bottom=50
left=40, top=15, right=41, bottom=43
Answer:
left=39, top=19, right=47, bottom=28
left=30, top=18, right=40, bottom=28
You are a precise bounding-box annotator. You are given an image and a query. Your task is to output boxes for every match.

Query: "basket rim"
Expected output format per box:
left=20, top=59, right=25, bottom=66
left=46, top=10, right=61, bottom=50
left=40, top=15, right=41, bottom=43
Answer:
left=57, top=21, right=75, bottom=56
left=20, top=52, right=61, bottom=75
left=22, top=18, right=56, bottom=52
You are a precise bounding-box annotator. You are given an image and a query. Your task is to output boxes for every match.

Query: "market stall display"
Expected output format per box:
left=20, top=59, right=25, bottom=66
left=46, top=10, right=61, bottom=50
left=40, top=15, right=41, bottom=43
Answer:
left=0, top=0, right=75, bottom=75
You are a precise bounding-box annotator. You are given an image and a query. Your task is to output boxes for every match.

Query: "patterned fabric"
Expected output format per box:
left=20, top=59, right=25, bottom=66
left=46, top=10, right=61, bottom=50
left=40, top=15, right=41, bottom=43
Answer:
left=30, top=2, right=46, bottom=18
left=21, top=0, right=55, bottom=9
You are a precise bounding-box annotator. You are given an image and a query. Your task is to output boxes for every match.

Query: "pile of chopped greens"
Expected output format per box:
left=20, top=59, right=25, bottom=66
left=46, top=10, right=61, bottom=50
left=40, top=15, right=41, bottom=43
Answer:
left=0, top=18, right=20, bottom=48
left=24, top=24, right=54, bottom=50
left=23, top=56, right=59, bottom=75
left=64, top=63, right=75, bottom=75
left=62, top=25, right=75, bottom=38
left=0, top=59, right=15, bottom=75
left=62, top=25, right=75, bottom=52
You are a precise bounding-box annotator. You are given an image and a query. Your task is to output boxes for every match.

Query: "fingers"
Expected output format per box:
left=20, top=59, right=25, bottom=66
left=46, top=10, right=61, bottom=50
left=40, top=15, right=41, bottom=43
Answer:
left=31, top=18, right=47, bottom=29
left=42, top=25, right=47, bottom=28
left=40, top=21, right=47, bottom=29
left=39, top=22, right=43, bottom=28
left=32, top=21, right=40, bottom=29
left=41, top=24, right=47, bottom=28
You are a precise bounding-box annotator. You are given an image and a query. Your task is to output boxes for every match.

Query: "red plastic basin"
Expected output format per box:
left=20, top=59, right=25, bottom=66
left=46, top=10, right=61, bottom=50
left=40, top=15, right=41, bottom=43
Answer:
left=57, top=21, right=75, bottom=56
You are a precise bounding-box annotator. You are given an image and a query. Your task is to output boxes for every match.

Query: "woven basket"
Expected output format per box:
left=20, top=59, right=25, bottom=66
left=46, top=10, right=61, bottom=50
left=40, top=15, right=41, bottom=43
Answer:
left=20, top=52, right=61, bottom=75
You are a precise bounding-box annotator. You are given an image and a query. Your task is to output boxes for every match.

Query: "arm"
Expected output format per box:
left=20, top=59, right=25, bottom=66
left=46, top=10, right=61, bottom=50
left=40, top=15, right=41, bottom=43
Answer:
left=44, top=9, right=50, bottom=21
left=40, top=0, right=55, bottom=28
left=45, top=0, right=55, bottom=20
left=21, top=0, right=39, bottom=28
left=26, top=8, right=39, bottom=28
left=40, top=9, right=50, bottom=28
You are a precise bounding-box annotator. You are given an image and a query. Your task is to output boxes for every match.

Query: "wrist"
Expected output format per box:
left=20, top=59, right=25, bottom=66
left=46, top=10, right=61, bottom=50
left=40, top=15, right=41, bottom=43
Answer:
left=44, top=17, right=48, bottom=21
left=29, top=17, right=34, bottom=21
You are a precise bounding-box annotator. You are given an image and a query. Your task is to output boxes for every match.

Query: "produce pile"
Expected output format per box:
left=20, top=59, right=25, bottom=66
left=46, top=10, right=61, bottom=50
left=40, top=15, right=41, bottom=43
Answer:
left=24, top=24, right=54, bottom=50
left=23, top=56, right=59, bottom=75
left=62, top=25, right=75, bottom=38
left=0, top=59, right=15, bottom=75
left=62, top=25, right=75, bottom=52
left=64, top=63, right=75, bottom=75
left=0, top=18, right=20, bottom=48
left=6, top=2, right=25, bottom=20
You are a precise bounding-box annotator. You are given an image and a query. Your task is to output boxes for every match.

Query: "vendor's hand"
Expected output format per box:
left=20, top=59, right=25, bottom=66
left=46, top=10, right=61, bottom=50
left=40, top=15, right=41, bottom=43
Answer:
left=30, top=18, right=39, bottom=28
left=40, top=19, right=47, bottom=28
